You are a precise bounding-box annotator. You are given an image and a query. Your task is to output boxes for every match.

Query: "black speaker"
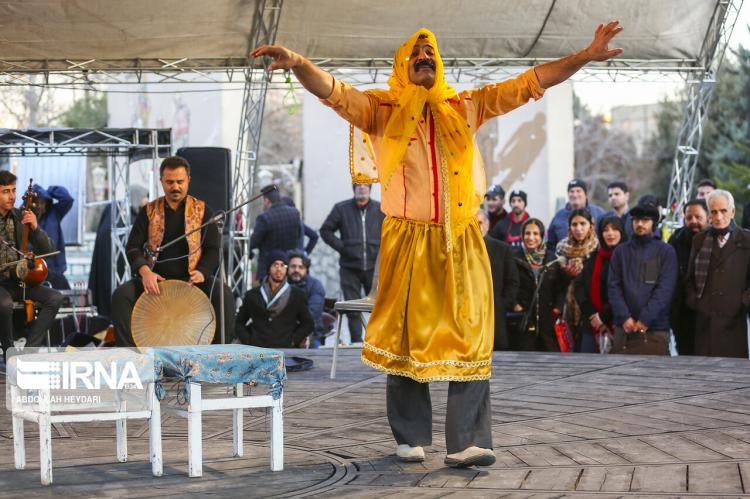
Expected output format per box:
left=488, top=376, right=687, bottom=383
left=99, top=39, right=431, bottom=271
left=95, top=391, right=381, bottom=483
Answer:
left=176, top=147, right=232, bottom=213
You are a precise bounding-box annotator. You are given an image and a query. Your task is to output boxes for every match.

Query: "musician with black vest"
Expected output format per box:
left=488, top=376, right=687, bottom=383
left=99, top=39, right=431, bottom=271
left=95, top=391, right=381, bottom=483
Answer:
left=0, top=170, right=62, bottom=356
left=111, top=156, right=235, bottom=347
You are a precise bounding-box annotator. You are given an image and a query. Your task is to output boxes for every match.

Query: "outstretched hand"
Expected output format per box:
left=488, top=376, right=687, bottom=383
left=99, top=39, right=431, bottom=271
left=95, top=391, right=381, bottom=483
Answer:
left=251, top=45, right=300, bottom=72
left=586, top=20, right=624, bottom=62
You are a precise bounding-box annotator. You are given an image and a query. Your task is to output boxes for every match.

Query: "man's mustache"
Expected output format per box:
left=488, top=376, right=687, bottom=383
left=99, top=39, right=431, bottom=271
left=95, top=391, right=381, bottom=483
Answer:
left=415, top=59, right=436, bottom=71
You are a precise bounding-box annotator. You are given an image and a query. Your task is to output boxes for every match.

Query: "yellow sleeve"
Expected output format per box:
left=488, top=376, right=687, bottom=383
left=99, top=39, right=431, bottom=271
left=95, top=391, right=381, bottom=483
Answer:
left=464, top=68, right=546, bottom=129
left=319, top=78, right=380, bottom=134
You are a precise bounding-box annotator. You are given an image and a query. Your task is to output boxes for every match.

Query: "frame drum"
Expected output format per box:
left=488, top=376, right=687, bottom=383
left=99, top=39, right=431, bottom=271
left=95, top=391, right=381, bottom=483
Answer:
left=131, top=280, right=215, bottom=346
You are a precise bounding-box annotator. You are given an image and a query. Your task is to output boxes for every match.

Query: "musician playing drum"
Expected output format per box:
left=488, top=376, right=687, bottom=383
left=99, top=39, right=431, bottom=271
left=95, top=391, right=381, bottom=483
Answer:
left=111, top=156, right=235, bottom=346
left=0, top=170, right=63, bottom=357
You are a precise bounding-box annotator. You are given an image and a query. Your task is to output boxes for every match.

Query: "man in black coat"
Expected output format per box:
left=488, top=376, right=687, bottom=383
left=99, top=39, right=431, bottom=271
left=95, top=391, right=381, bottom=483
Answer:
left=0, top=170, right=62, bottom=355
left=250, top=188, right=302, bottom=282
left=686, top=190, right=750, bottom=358
left=478, top=211, right=519, bottom=350
left=320, top=184, right=384, bottom=343
left=235, top=250, right=314, bottom=348
left=668, top=199, right=709, bottom=355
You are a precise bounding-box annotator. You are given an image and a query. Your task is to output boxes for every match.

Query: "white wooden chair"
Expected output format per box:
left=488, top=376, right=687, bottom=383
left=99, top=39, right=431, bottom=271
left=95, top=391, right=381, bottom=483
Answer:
left=330, top=255, right=379, bottom=379
left=162, top=382, right=283, bottom=477
left=8, top=350, right=162, bottom=486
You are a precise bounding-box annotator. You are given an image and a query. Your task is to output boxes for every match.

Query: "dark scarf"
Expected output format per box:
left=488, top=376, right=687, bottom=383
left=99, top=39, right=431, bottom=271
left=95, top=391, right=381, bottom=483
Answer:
left=695, top=220, right=737, bottom=299
left=590, top=245, right=614, bottom=313
left=260, top=277, right=292, bottom=317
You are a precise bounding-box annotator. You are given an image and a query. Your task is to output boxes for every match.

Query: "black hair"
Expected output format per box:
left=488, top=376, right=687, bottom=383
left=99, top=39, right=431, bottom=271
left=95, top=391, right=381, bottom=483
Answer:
left=683, top=198, right=708, bottom=213
left=521, top=217, right=546, bottom=240
left=0, top=170, right=17, bottom=186
left=263, top=188, right=281, bottom=204
left=696, top=178, right=717, bottom=189
left=567, top=207, right=594, bottom=227
left=597, top=215, right=626, bottom=248
left=159, top=156, right=191, bottom=177
left=607, top=181, right=629, bottom=193
left=287, top=250, right=311, bottom=269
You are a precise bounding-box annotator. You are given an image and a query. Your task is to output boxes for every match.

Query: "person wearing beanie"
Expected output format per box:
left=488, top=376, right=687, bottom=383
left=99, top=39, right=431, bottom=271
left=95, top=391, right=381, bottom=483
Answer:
left=235, top=249, right=314, bottom=348
left=608, top=202, right=677, bottom=355
left=546, top=178, right=606, bottom=251
left=490, top=190, right=529, bottom=248
left=31, top=183, right=74, bottom=279
left=686, top=189, right=750, bottom=357
left=484, top=184, right=507, bottom=231
left=250, top=185, right=304, bottom=282
left=573, top=215, right=626, bottom=353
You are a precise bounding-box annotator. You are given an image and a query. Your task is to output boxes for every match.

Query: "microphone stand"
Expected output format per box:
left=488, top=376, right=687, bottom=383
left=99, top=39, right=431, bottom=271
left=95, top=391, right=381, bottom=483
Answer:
left=146, top=185, right=277, bottom=344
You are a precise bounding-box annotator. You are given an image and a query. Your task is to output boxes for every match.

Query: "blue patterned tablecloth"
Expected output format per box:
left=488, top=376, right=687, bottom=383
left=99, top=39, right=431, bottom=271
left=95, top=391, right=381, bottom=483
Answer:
left=151, top=345, right=286, bottom=401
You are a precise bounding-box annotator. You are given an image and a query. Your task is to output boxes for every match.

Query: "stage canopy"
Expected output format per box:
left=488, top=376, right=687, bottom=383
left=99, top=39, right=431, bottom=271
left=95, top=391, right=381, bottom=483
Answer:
left=0, top=0, right=732, bottom=82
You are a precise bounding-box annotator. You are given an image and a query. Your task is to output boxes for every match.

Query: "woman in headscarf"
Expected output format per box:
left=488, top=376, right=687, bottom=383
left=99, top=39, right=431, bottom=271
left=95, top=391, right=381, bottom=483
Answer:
left=511, top=218, right=558, bottom=351
left=554, top=208, right=599, bottom=350
left=573, top=215, right=626, bottom=352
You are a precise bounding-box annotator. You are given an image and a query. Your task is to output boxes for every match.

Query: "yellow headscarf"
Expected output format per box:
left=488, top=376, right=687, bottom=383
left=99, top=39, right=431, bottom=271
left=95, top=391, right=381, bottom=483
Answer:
left=349, top=28, right=483, bottom=250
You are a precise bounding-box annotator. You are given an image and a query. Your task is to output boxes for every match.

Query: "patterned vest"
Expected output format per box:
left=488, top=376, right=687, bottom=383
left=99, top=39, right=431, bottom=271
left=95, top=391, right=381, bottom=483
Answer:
left=145, top=196, right=205, bottom=272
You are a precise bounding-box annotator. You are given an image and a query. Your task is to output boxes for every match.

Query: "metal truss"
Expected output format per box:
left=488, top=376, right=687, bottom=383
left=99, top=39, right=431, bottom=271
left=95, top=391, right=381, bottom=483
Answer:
left=666, top=0, right=743, bottom=223
left=228, top=0, right=284, bottom=296
left=0, top=57, right=708, bottom=87
left=0, top=128, right=171, bottom=289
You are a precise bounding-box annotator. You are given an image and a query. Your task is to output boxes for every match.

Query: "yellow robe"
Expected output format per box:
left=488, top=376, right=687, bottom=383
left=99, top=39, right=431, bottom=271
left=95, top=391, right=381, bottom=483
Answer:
left=321, top=70, right=545, bottom=382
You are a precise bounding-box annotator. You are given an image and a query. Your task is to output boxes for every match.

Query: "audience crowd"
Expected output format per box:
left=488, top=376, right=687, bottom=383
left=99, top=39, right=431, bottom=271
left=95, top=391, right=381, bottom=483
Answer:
left=239, top=177, right=750, bottom=358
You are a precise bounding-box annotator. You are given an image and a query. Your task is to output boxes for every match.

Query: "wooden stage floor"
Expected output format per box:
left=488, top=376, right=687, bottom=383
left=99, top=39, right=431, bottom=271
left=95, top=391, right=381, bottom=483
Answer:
left=3, top=349, right=750, bottom=498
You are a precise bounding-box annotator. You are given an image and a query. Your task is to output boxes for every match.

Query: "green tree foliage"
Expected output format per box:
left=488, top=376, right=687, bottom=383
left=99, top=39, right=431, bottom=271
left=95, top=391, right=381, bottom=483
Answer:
left=59, top=93, right=108, bottom=128
left=700, top=43, right=750, bottom=221
left=642, top=39, right=750, bottom=221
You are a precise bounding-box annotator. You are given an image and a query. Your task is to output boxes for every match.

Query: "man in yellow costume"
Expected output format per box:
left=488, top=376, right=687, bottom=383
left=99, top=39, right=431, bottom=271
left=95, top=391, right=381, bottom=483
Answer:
left=254, top=21, right=623, bottom=467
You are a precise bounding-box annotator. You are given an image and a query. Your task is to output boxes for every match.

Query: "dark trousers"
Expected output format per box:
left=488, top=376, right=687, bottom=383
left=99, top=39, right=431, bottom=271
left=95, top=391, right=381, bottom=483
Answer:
left=386, top=375, right=493, bottom=454
left=112, top=277, right=235, bottom=347
left=339, top=267, right=373, bottom=342
left=0, top=281, right=63, bottom=352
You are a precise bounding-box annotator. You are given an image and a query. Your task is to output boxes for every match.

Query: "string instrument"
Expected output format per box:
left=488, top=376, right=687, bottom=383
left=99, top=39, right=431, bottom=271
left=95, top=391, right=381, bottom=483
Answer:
left=17, top=179, right=48, bottom=286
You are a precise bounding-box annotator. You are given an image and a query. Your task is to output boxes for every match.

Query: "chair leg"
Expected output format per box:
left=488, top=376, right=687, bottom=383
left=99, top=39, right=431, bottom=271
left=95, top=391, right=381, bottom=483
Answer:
left=270, top=395, right=284, bottom=471
left=116, top=397, right=127, bottom=462
left=11, top=385, right=25, bottom=470
left=232, top=383, right=243, bottom=457
left=330, top=313, right=344, bottom=379
left=148, top=384, right=163, bottom=477
left=38, top=389, right=52, bottom=486
left=187, top=382, right=203, bottom=478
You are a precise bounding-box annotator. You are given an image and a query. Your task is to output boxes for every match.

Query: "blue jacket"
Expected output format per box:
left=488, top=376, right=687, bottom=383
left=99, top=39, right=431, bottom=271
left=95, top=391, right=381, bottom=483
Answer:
left=546, top=203, right=606, bottom=251
left=607, top=234, right=678, bottom=331
left=32, top=184, right=74, bottom=274
left=289, top=274, right=326, bottom=334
